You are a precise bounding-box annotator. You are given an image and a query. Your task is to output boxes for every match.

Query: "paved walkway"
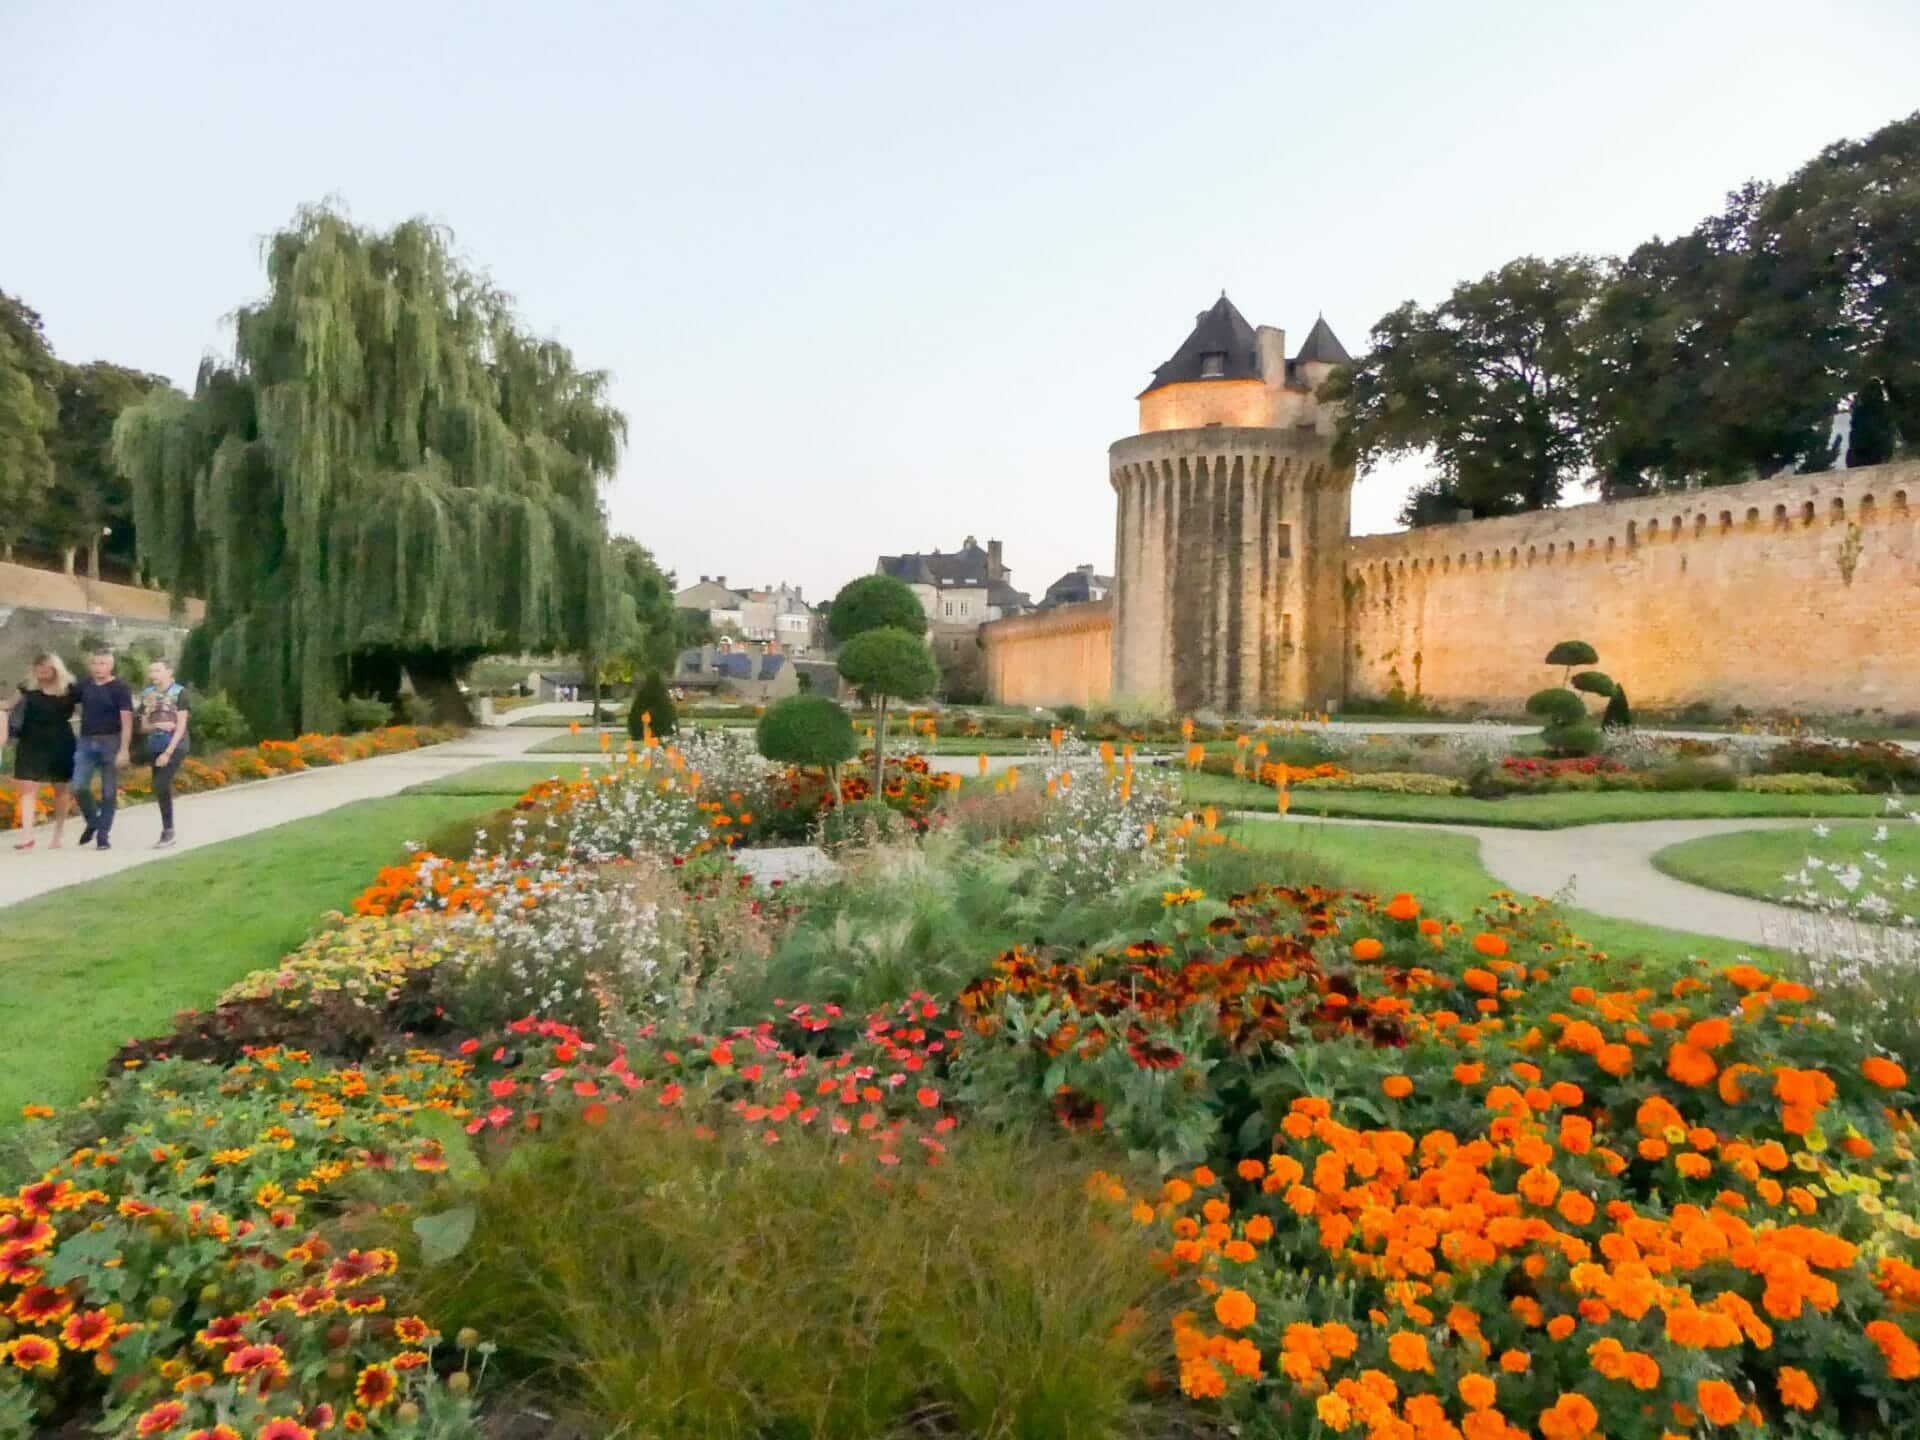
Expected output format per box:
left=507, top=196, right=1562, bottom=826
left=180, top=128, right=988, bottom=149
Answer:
left=1248, top=813, right=1822, bottom=947
left=0, top=727, right=551, bottom=909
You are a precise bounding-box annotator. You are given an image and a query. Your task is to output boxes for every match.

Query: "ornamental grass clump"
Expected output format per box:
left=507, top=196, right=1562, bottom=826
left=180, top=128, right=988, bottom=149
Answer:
left=386, top=1116, right=1174, bottom=1440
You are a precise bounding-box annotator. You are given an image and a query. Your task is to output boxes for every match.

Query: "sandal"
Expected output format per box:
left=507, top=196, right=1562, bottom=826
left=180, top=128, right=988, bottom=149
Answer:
left=13, top=838, right=34, bottom=850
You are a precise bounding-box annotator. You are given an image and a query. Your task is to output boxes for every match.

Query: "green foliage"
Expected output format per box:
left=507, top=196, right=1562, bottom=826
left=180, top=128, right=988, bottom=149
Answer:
left=1740, top=772, right=1860, bottom=795
left=1544, top=640, right=1598, bottom=668
left=1525, top=687, right=1586, bottom=723
left=114, top=204, right=627, bottom=737
left=826, top=573, right=926, bottom=643
left=1846, top=378, right=1899, bottom=468
left=627, top=670, right=677, bottom=739
left=1325, top=257, right=1605, bottom=523
left=340, top=694, right=394, bottom=733
left=1540, top=720, right=1604, bottom=757
left=186, top=690, right=250, bottom=750
left=1603, top=684, right=1633, bottom=730
left=1644, top=757, right=1739, bottom=792
left=43, top=360, right=173, bottom=570
left=755, top=694, right=854, bottom=768
left=836, top=627, right=937, bottom=701
left=0, top=292, right=58, bottom=549
left=391, top=1118, right=1170, bottom=1440
left=1570, top=669, right=1615, bottom=697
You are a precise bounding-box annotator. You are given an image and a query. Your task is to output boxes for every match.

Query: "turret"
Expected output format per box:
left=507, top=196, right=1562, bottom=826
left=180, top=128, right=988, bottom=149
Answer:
left=1109, top=295, right=1355, bottom=715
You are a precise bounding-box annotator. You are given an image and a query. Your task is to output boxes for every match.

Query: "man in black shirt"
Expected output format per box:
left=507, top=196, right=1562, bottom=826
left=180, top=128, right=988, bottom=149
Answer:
left=72, top=649, right=133, bottom=850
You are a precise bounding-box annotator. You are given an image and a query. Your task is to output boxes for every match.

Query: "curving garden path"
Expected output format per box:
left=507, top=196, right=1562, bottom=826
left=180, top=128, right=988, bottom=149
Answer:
left=1246, top=813, right=1823, bottom=947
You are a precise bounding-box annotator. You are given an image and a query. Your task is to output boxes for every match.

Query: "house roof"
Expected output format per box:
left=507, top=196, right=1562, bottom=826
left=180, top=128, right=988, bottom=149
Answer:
left=1042, top=570, right=1113, bottom=607
left=1140, top=293, right=1263, bottom=396
left=878, top=540, right=994, bottom=589
left=987, top=580, right=1032, bottom=612
left=1294, top=315, right=1352, bottom=366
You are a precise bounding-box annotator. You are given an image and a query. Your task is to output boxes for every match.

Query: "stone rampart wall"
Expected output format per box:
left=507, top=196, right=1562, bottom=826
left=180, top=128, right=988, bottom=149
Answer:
left=1344, top=460, right=1919, bottom=716
left=981, top=600, right=1113, bottom=709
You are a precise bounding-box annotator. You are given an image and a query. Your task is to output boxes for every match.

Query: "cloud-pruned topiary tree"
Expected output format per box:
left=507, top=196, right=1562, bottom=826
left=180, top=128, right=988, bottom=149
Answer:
left=837, top=627, right=938, bottom=790
left=1528, top=639, right=1621, bottom=756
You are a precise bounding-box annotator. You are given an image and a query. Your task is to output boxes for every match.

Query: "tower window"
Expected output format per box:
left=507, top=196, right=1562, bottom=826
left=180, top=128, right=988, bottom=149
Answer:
left=1199, top=352, right=1226, bottom=378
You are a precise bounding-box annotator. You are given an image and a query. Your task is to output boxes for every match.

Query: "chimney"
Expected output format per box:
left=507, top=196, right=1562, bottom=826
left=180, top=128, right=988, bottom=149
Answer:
left=987, top=539, right=1004, bottom=579
left=1078, top=563, right=1093, bottom=575
left=1196, top=311, right=1208, bottom=327
left=717, top=575, right=726, bottom=587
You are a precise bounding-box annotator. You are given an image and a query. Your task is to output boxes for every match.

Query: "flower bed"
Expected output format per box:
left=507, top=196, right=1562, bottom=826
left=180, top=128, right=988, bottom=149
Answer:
left=7, top=744, right=1919, bottom=1438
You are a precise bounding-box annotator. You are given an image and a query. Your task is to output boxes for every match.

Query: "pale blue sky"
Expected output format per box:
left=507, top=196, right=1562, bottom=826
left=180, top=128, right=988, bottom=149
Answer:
left=4, top=1, right=1917, bottom=606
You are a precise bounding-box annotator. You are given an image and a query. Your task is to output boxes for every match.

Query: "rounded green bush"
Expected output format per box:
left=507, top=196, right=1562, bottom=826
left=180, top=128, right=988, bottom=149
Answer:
left=756, top=695, right=856, bottom=768
left=836, top=628, right=939, bottom=702
left=827, top=575, right=927, bottom=643
left=1541, top=720, right=1604, bottom=757
left=1525, top=688, right=1587, bottom=724
left=1570, top=671, right=1616, bottom=697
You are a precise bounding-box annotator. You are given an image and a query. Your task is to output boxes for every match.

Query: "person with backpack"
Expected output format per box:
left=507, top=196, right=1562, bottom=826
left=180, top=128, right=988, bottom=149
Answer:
left=73, top=648, right=133, bottom=850
left=137, top=659, right=191, bottom=848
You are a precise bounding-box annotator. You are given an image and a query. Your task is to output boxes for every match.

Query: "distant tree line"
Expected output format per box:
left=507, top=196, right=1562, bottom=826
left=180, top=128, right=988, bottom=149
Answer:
left=1325, top=111, right=1920, bottom=525
left=0, top=290, right=176, bottom=576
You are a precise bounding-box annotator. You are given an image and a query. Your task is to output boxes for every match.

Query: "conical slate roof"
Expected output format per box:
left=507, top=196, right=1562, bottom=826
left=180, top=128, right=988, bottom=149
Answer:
left=1140, top=293, right=1263, bottom=396
left=1294, top=315, right=1352, bottom=365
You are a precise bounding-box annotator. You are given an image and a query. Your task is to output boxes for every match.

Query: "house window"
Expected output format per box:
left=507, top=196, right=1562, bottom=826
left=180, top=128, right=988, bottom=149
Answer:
left=1199, top=352, right=1226, bottom=378
left=943, top=601, right=954, bottom=618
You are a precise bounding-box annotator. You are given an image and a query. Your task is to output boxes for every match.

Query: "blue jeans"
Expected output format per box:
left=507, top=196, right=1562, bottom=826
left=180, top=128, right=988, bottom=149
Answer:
left=73, top=736, right=120, bottom=838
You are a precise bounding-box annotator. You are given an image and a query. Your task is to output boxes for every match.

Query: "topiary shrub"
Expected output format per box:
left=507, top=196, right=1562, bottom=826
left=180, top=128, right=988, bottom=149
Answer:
left=628, top=671, right=677, bottom=739
left=756, top=695, right=856, bottom=770
left=1525, top=688, right=1587, bottom=725
left=836, top=628, right=939, bottom=790
left=340, top=695, right=393, bottom=733
left=1603, top=685, right=1633, bottom=730
left=1530, top=640, right=1629, bottom=753
left=1540, top=721, right=1604, bottom=758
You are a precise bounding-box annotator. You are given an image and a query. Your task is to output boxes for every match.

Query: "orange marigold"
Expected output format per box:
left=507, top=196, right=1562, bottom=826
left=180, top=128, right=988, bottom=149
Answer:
left=1696, top=1379, right=1743, bottom=1426
left=1864, top=1056, right=1910, bottom=1090
left=1666, top=1041, right=1718, bottom=1087
left=1538, top=1391, right=1598, bottom=1440
left=1387, top=1330, right=1433, bottom=1373
left=1352, top=937, right=1385, bottom=961
left=1777, top=1366, right=1818, bottom=1410
left=1214, top=1289, right=1257, bottom=1331
left=1382, top=1075, right=1414, bottom=1100
left=1385, top=893, right=1420, bottom=921
left=1472, top=932, right=1508, bottom=958
left=1457, top=1373, right=1497, bottom=1410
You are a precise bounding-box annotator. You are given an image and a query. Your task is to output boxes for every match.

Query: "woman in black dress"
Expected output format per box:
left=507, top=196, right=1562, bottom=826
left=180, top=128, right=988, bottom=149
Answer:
left=8, top=653, right=77, bottom=848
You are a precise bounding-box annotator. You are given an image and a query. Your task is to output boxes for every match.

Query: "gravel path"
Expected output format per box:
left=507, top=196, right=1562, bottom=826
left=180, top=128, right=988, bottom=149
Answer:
left=0, top=727, right=554, bottom=910
left=1245, top=813, right=1826, bottom=946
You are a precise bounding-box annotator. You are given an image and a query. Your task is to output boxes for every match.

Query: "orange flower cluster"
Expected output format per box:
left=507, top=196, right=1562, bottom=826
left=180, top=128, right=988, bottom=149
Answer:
left=1093, top=886, right=1920, bottom=1439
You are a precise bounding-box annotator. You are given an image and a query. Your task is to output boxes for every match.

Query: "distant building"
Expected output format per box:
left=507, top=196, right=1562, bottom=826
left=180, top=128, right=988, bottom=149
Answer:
left=673, top=642, right=799, bottom=703
left=1041, top=565, right=1112, bottom=609
left=674, top=576, right=747, bottom=634
left=875, top=535, right=1032, bottom=624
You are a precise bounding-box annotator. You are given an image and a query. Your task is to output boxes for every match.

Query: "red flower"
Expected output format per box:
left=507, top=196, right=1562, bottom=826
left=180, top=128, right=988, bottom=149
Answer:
left=354, top=1362, right=399, bottom=1410
left=136, top=1401, right=186, bottom=1436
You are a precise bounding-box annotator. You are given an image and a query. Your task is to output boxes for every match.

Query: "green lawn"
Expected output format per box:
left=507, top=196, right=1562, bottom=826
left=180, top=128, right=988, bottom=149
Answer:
left=1228, top=821, right=1771, bottom=971
left=1653, top=820, right=1920, bottom=922
left=406, top=760, right=603, bottom=795
left=1183, top=772, right=1887, bottom=828
left=0, top=792, right=509, bottom=1123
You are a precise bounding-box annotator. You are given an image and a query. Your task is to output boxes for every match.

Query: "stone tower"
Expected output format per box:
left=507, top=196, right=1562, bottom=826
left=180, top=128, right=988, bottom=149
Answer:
left=1108, top=294, right=1354, bottom=715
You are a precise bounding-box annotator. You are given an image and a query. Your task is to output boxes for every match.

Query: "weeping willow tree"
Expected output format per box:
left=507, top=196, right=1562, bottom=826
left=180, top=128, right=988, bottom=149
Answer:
left=113, top=205, right=626, bottom=736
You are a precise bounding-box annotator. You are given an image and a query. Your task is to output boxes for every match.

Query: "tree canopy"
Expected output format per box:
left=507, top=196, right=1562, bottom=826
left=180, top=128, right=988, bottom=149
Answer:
left=115, top=204, right=630, bottom=736
left=1333, top=110, right=1920, bottom=522
left=827, top=573, right=926, bottom=644
left=0, top=294, right=59, bottom=554
left=1325, top=258, right=1604, bottom=524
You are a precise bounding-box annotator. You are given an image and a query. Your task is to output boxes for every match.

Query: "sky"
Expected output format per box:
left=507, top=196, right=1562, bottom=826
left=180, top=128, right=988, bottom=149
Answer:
left=4, top=1, right=1919, bottom=609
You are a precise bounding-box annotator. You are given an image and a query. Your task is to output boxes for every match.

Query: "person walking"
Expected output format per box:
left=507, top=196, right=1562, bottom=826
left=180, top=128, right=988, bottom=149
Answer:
left=5, top=654, right=78, bottom=849
left=137, top=659, right=191, bottom=848
left=73, top=648, right=133, bottom=850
